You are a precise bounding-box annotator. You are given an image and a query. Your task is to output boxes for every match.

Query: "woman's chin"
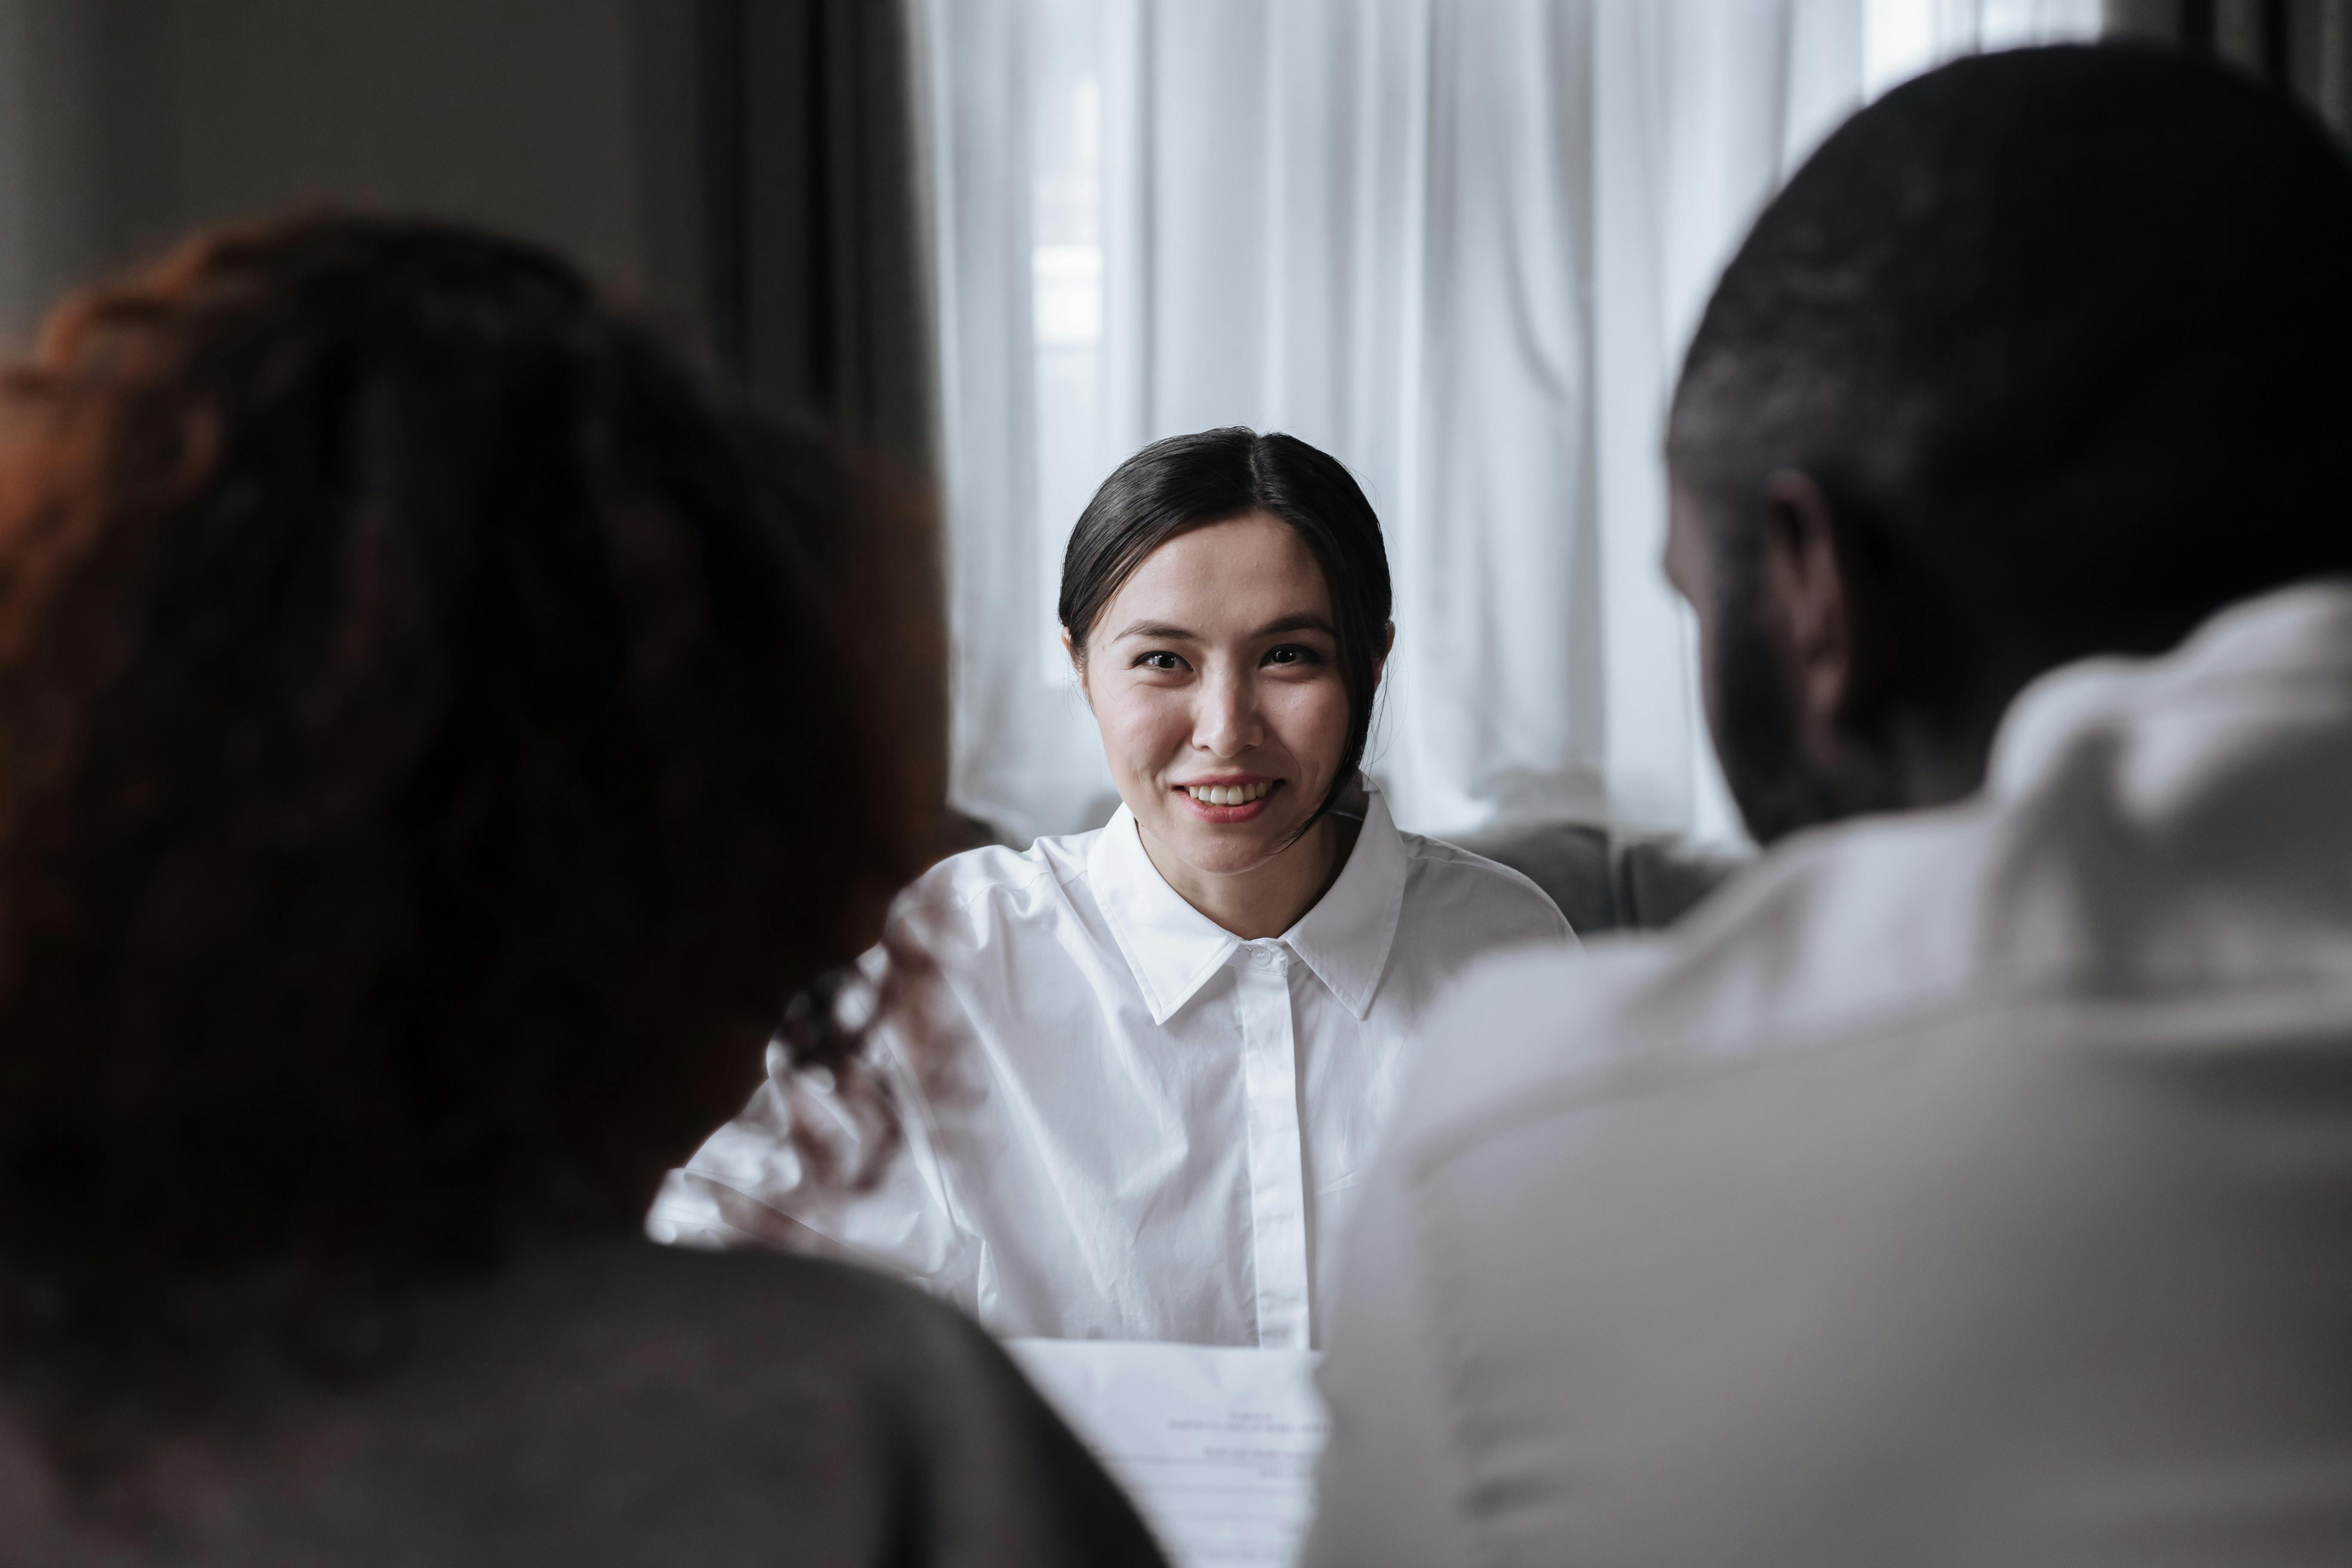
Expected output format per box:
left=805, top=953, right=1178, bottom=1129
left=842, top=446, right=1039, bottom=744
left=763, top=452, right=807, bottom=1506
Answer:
left=1145, top=816, right=1311, bottom=879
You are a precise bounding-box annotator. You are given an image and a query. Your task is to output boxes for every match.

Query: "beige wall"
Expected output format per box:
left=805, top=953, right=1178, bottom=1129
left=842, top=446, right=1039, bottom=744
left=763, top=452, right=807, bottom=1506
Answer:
left=0, top=0, right=699, bottom=348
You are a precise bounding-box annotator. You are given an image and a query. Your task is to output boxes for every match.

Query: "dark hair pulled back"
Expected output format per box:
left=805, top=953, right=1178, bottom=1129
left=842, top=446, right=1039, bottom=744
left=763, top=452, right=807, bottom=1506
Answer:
left=1059, top=428, right=1393, bottom=825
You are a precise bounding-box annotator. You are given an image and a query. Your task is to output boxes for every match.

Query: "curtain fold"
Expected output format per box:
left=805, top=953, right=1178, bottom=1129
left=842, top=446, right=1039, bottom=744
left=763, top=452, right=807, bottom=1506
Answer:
left=924, top=0, right=2098, bottom=845
left=695, top=0, right=937, bottom=472
left=2107, top=0, right=2352, bottom=133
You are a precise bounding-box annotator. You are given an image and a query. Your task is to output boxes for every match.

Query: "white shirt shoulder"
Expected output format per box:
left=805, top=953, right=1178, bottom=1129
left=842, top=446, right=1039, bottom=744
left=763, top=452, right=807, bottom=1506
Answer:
left=895, top=833, right=1088, bottom=932
left=1310, top=580, right=2352, bottom=1566
left=1395, top=831, right=1574, bottom=941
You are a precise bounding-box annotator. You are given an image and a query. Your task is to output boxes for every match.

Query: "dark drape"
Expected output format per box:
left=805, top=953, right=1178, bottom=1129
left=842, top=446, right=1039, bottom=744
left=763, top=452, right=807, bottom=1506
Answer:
left=2106, top=0, right=2352, bottom=134
left=694, top=0, right=937, bottom=475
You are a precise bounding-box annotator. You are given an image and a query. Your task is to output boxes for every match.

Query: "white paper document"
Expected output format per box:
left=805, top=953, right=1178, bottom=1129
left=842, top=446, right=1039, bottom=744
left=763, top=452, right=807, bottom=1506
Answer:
left=1006, top=1337, right=1326, bottom=1568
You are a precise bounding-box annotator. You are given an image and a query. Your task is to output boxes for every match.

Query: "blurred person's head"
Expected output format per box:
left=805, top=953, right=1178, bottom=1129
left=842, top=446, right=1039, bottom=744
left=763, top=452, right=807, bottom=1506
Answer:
left=1058, top=429, right=1393, bottom=898
left=1666, top=45, right=2352, bottom=844
left=0, top=216, right=940, bottom=1467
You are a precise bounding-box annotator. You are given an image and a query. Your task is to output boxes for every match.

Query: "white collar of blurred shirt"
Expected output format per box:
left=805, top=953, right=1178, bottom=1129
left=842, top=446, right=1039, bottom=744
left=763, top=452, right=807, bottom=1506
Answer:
left=1087, top=781, right=1405, bottom=1026
left=647, top=773, right=1572, bottom=1348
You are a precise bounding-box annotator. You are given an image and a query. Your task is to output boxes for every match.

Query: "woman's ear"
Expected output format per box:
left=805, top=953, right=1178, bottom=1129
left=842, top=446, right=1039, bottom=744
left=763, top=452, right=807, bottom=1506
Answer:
left=1375, top=622, right=1395, bottom=684
left=1062, top=627, right=1090, bottom=704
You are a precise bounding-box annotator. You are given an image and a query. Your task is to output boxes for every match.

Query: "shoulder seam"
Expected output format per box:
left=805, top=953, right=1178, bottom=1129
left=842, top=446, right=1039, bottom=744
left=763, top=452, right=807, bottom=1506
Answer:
left=1401, top=966, right=2352, bottom=1187
left=906, top=845, right=1069, bottom=921
left=1400, top=834, right=1575, bottom=934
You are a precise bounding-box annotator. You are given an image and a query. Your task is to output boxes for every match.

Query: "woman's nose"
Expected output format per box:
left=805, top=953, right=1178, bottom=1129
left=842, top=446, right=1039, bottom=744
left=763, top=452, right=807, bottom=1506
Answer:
left=1193, top=667, right=1265, bottom=757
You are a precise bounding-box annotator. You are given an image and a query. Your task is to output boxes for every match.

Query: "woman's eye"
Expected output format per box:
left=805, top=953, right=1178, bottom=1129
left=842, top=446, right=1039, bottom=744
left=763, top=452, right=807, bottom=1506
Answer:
left=1264, top=644, right=1322, bottom=667
left=1136, top=650, right=1188, bottom=672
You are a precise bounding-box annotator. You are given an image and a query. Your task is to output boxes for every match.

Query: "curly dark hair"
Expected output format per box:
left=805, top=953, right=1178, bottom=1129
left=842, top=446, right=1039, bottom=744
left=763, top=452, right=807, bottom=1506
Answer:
left=0, top=216, right=942, bottom=1468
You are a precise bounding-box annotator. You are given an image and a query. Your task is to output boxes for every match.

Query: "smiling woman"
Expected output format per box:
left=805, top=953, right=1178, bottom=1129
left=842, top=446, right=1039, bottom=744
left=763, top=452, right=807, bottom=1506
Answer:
left=1062, top=432, right=1395, bottom=938
left=651, top=428, right=1573, bottom=1349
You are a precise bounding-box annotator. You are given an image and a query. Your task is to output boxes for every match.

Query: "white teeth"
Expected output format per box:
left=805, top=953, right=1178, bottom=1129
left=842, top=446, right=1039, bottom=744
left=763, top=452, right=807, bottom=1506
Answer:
left=1187, top=781, right=1272, bottom=805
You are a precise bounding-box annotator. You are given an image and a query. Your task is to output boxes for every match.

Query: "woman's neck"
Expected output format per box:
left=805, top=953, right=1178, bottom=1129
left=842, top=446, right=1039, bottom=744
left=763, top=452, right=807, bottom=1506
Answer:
left=1137, top=810, right=1365, bottom=940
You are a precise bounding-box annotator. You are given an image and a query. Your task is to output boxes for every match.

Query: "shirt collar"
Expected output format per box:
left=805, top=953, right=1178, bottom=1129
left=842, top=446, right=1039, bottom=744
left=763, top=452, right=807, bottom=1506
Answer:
left=1280, top=781, right=1407, bottom=1020
left=1087, top=804, right=1240, bottom=1024
left=1084, top=778, right=1409, bottom=1025
left=1988, top=576, right=2352, bottom=802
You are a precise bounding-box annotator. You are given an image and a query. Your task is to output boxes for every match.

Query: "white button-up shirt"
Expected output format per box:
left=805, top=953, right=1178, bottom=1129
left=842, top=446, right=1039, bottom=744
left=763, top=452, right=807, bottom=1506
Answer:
left=649, top=780, right=1571, bottom=1348
left=1310, top=580, right=2352, bottom=1566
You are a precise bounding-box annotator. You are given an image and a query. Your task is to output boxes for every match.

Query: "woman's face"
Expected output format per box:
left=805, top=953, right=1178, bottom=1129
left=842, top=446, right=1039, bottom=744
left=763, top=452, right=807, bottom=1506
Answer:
left=1075, top=511, right=1361, bottom=878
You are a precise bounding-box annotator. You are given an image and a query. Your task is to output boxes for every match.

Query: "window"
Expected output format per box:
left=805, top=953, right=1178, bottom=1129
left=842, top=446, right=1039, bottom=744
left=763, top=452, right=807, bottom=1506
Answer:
left=924, top=0, right=2099, bottom=845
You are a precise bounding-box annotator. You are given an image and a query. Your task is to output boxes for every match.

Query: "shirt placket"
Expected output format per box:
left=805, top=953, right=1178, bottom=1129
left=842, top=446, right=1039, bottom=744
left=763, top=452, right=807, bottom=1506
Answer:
left=1235, top=941, right=1310, bottom=1349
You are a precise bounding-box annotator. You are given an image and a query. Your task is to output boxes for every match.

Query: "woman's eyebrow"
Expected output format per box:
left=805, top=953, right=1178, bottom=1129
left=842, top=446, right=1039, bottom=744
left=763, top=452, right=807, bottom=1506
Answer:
left=1256, top=613, right=1338, bottom=637
left=1112, top=613, right=1336, bottom=642
left=1112, top=619, right=1199, bottom=642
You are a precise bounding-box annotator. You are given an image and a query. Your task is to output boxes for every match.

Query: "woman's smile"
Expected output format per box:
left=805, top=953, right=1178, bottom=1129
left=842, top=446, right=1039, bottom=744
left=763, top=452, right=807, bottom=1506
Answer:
left=1176, top=776, right=1281, bottom=819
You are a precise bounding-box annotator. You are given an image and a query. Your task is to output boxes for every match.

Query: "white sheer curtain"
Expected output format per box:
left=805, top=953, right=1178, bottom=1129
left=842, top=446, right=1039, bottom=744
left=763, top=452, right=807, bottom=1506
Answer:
left=918, top=0, right=2099, bottom=846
